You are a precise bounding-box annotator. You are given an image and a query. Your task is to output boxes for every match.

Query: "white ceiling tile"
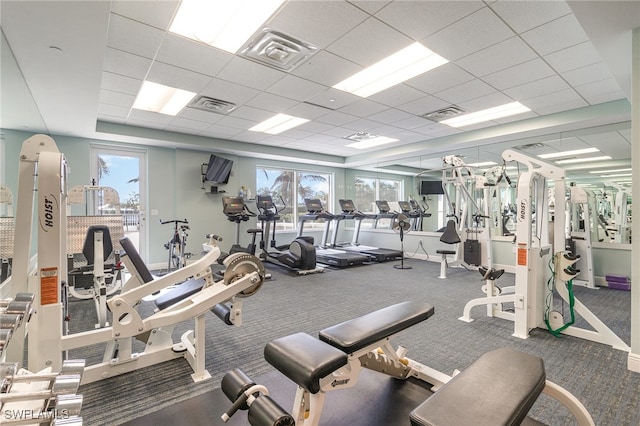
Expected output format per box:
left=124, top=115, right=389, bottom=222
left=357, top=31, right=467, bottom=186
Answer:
left=492, top=110, right=539, bottom=125
left=562, top=62, right=615, bottom=87
left=155, top=34, right=233, bottom=78
left=99, top=89, right=135, bottom=107
left=342, top=118, right=385, bottom=132
left=315, top=111, right=360, bottom=126
left=276, top=128, right=314, bottom=140
left=347, top=0, right=390, bottom=15
left=234, top=131, right=271, bottom=143
left=103, top=48, right=151, bottom=80
left=128, top=108, right=173, bottom=125
left=285, top=102, right=332, bottom=120
left=396, top=95, right=450, bottom=115
left=166, top=117, right=211, bottom=131
left=296, top=120, right=334, bottom=133
left=326, top=17, right=413, bottom=67
left=544, top=41, right=603, bottom=73
left=489, top=0, right=571, bottom=33
left=456, top=36, right=537, bottom=77
left=217, top=57, right=286, bottom=91
left=503, top=75, right=571, bottom=101
left=305, top=88, right=361, bottom=110
left=321, top=125, right=360, bottom=138
left=107, top=14, right=165, bottom=59
left=368, top=108, right=415, bottom=125
left=338, top=98, right=388, bottom=117
left=217, top=116, right=257, bottom=130
left=375, top=0, right=484, bottom=40
left=423, top=6, right=515, bottom=61
left=456, top=91, right=513, bottom=112
left=200, top=79, right=259, bottom=105
left=368, top=84, right=427, bottom=108
left=201, top=125, right=242, bottom=138
left=521, top=13, right=589, bottom=56
left=524, top=88, right=588, bottom=115
left=434, top=79, right=496, bottom=105
left=101, top=71, right=142, bottom=95
left=267, top=0, right=368, bottom=48
left=406, top=63, right=475, bottom=94
left=245, top=92, right=299, bottom=112
left=575, top=78, right=625, bottom=104
left=178, top=107, right=224, bottom=124
left=146, top=61, right=212, bottom=93
left=482, top=58, right=556, bottom=90
left=266, top=75, right=327, bottom=101
left=97, top=104, right=129, bottom=119
left=229, top=106, right=273, bottom=123
left=291, top=50, right=362, bottom=86
left=393, top=115, right=435, bottom=130
left=110, top=1, right=179, bottom=30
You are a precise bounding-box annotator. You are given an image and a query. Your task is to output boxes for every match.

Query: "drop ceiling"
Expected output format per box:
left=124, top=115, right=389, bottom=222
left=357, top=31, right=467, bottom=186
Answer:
left=1, top=0, right=638, bottom=183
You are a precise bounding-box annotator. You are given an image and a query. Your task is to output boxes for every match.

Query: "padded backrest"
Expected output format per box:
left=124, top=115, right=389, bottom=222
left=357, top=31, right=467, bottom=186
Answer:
left=440, top=219, right=461, bottom=244
left=83, top=225, right=113, bottom=265
left=119, top=237, right=154, bottom=283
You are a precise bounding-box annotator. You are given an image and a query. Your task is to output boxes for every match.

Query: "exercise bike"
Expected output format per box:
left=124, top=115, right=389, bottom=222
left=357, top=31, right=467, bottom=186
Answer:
left=221, top=196, right=262, bottom=258
left=256, top=194, right=323, bottom=275
left=160, top=218, right=191, bottom=274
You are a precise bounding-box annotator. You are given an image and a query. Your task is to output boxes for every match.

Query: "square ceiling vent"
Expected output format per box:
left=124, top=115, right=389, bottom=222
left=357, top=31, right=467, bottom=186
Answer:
left=421, top=105, right=465, bottom=122
left=344, top=131, right=378, bottom=142
left=188, top=96, right=237, bottom=115
left=239, top=28, right=318, bottom=71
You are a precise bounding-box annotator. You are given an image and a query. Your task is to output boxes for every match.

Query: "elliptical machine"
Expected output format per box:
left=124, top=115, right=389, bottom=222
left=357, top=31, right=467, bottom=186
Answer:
left=256, top=194, right=323, bottom=275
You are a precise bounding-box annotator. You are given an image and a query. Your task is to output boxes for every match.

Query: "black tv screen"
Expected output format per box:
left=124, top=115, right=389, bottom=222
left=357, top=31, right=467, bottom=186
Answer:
left=420, top=180, right=444, bottom=195
left=204, top=155, right=233, bottom=184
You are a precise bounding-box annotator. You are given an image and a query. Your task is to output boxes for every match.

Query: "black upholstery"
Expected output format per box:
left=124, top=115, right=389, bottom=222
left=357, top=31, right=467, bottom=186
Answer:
left=264, top=332, right=347, bottom=394
left=410, top=347, right=546, bottom=426
left=319, top=301, right=435, bottom=353
left=83, top=225, right=113, bottom=265
left=154, top=278, right=205, bottom=310
left=439, top=219, right=461, bottom=245
left=120, top=237, right=154, bottom=284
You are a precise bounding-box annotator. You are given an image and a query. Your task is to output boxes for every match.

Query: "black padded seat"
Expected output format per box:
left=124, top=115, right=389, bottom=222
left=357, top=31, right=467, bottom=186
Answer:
left=439, top=219, right=461, bottom=245
left=155, top=277, right=205, bottom=310
left=319, top=301, right=434, bottom=354
left=120, top=237, right=154, bottom=284
left=410, top=347, right=546, bottom=426
left=435, top=249, right=456, bottom=255
left=264, top=332, right=347, bottom=394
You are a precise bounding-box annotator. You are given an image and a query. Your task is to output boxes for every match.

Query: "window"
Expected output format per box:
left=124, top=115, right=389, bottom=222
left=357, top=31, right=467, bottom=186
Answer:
left=354, top=176, right=403, bottom=213
left=256, top=167, right=331, bottom=231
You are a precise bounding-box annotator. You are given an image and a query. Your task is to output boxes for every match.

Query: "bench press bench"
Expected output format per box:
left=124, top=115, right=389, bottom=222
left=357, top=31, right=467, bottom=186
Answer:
left=221, top=301, right=595, bottom=426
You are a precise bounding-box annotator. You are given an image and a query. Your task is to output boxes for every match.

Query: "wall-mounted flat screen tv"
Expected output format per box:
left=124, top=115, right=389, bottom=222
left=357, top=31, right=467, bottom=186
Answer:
left=419, top=180, right=444, bottom=195
left=203, top=154, right=233, bottom=184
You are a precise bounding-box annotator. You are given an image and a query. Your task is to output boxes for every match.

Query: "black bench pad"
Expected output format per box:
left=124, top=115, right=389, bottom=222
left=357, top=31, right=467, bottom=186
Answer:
left=264, top=332, right=348, bottom=394
left=155, top=278, right=205, bottom=310
left=436, top=250, right=456, bottom=255
left=319, top=301, right=434, bottom=353
left=410, top=347, right=546, bottom=426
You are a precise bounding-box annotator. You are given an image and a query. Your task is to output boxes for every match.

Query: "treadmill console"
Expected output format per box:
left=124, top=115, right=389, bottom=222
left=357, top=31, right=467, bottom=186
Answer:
left=375, top=200, right=391, bottom=214
left=304, top=198, right=324, bottom=213
left=339, top=199, right=356, bottom=213
left=397, top=201, right=411, bottom=213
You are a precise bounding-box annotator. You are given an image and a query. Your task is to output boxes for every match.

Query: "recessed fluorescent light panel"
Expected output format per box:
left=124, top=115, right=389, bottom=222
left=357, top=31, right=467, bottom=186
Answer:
left=169, top=0, right=286, bottom=53
left=333, top=42, right=448, bottom=98
left=538, top=147, right=599, bottom=159
left=600, top=173, right=632, bottom=178
left=344, top=135, right=398, bottom=149
left=249, top=113, right=309, bottom=134
left=466, top=161, right=497, bottom=168
left=132, top=81, right=196, bottom=115
left=440, top=102, right=530, bottom=127
left=589, top=168, right=632, bottom=174
left=555, top=156, right=612, bottom=164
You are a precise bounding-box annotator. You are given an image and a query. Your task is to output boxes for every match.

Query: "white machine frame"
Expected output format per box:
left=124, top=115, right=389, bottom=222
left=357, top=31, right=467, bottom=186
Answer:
left=465, top=149, right=629, bottom=351
left=2, top=134, right=264, bottom=384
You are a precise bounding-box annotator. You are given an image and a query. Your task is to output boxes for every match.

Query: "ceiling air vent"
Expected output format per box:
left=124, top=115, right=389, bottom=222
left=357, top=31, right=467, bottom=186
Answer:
left=240, top=28, right=318, bottom=71
left=344, top=131, right=378, bottom=142
left=514, top=142, right=546, bottom=150
left=421, top=106, right=465, bottom=122
left=188, top=96, right=237, bottom=115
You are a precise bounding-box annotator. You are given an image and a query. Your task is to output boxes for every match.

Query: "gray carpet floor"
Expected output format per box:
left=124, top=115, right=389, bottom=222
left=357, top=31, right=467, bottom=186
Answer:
left=66, top=258, right=639, bottom=425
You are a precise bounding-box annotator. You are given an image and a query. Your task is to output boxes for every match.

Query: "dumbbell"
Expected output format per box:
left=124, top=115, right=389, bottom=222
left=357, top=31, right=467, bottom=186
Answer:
left=0, top=293, right=35, bottom=328
left=0, top=328, right=13, bottom=355
left=1, top=359, right=85, bottom=395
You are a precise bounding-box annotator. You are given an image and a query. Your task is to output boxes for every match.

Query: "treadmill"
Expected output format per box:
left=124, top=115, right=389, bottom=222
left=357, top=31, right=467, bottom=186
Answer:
left=297, top=199, right=370, bottom=268
left=330, top=199, right=403, bottom=262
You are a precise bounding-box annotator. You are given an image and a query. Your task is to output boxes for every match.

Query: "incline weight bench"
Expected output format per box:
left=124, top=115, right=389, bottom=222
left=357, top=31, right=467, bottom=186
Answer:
left=221, top=302, right=595, bottom=426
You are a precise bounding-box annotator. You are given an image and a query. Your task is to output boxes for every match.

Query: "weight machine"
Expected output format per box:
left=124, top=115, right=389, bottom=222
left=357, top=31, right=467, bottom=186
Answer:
left=467, top=149, right=628, bottom=350
left=2, top=134, right=266, bottom=384
left=0, top=185, right=14, bottom=284
left=604, top=181, right=631, bottom=244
